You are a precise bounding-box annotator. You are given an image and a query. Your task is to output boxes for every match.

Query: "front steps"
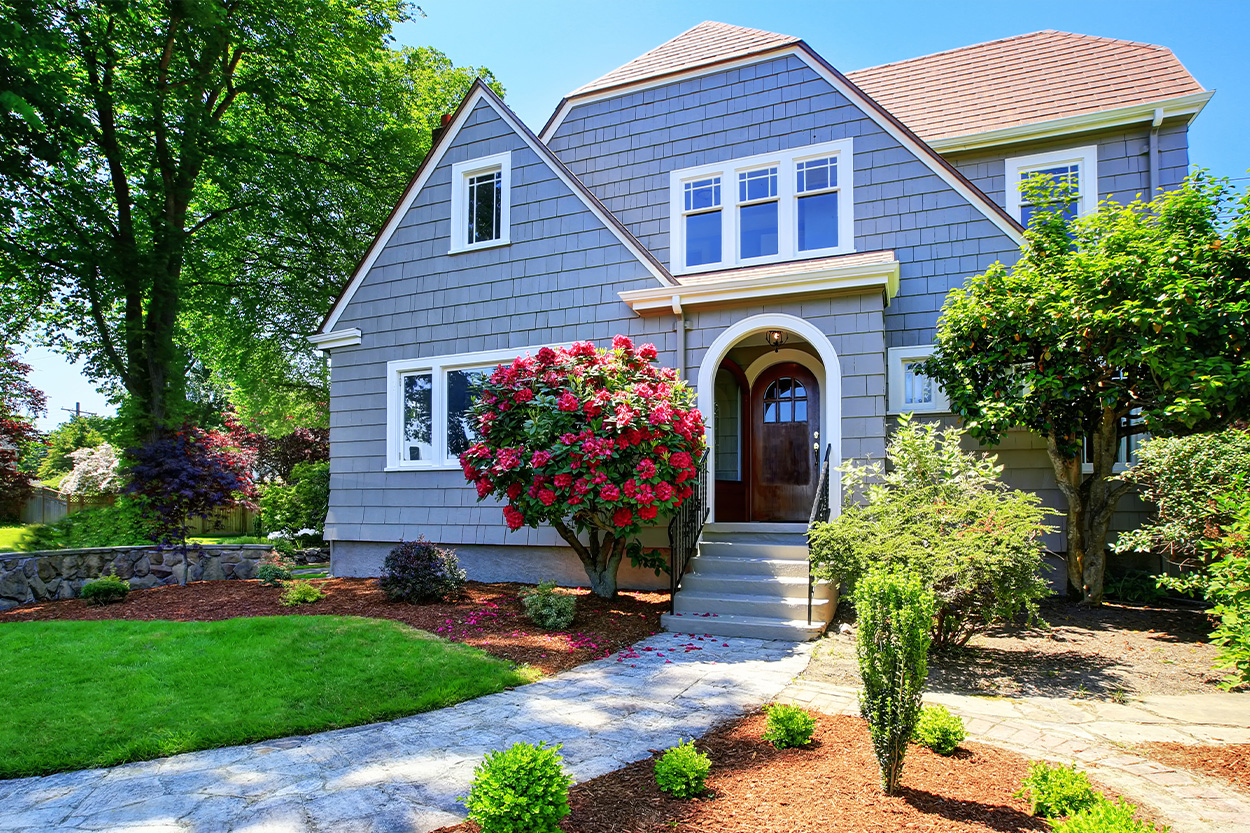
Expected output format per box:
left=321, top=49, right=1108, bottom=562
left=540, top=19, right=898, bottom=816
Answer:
left=660, top=522, right=838, bottom=642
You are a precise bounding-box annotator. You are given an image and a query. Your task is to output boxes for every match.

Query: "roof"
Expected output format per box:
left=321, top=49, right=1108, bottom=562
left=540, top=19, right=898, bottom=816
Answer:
left=677, top=250, right=897, bottom=286
left=572, top=21, right=799, bottom=96
left=846, top=30, right=1207, bottom=145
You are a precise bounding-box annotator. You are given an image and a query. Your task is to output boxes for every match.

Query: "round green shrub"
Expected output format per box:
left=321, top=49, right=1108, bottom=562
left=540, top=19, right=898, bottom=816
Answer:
left=913, top=704, right=966, bottom=755
left=1049, top=797, right=1170, bottom=832
left=761, top=703, right=816, bottom=749
left=80, top=570, right=129, bottom=606
left=1015, top=761, right=1101, bottom=818
left=520, top=581, right=577, bottom=630
left=257, top=550, right=294, bottom=587
left=379, top=537, right=467, bottom=603
left=654, top=738, right=711, bottom=798
left=462, top=741, right=572, bottom=833
left=279, top=580, right=324, bottom=606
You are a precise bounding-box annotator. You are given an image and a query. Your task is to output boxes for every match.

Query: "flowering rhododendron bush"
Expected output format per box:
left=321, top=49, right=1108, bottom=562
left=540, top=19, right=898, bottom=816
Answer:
left=461, top=336, right=706, bottom=597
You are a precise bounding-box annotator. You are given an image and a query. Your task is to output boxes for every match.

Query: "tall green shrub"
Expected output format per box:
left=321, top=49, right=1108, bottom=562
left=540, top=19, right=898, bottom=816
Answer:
left=259, top=461, right=329, bottom=536
left=810, top=416, right=1052, bottom=649
left=855, top=567, right=935, bottom=795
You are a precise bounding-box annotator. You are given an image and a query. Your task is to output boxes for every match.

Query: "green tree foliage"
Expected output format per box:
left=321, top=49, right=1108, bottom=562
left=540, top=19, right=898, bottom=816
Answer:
left=0, top=0, right=501, bottom=439
left=855, top=568, right=934, bottom=795
left=36, top=415, right=120, bottom=481
left=922, top=174, right=1250, bottom=604
left=258, top=461, right=330, bottom=536
left=809, top=416, right=1052, bottom=649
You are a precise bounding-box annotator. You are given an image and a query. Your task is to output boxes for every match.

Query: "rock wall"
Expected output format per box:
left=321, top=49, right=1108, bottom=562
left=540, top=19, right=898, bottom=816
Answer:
left=0, top=545, right=275, bottom=611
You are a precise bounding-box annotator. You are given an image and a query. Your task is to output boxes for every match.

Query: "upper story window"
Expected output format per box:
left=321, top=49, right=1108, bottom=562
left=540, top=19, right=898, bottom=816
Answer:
left=1004, top=146, right=1098, bottom=226
left=887, top=345, right=949, bottom=414
left=449, top=152, right=511, bottom=253
left=669, top=139, right=855, bottom=274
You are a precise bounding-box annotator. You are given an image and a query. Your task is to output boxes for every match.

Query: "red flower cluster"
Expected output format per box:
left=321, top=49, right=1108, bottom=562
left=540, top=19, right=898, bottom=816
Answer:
left=460, top=337, right=705, bottom=539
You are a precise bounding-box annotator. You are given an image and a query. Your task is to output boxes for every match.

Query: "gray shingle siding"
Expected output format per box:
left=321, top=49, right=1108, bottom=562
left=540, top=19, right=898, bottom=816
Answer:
left=546, top=53, right=1021, bottom=349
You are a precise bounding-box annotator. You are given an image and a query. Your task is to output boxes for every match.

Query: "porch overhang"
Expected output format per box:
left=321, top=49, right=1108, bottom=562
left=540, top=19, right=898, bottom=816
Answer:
left=618, top=251, right=900, bottom=316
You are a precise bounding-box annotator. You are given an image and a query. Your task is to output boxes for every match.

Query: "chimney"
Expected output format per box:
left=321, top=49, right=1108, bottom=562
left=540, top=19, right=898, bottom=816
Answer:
left=431, top=112, right=453, bottom=146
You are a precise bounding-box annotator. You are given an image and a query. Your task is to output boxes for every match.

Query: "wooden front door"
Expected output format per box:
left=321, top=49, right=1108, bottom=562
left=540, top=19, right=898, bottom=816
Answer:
left=750, top=363, right=820, bottom=522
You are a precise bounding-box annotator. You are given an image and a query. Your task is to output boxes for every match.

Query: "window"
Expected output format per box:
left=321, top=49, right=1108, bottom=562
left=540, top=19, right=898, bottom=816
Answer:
left=887, top=346, right=948, bottom=414
left=1004, top=146, right=1098, bottom=226
left=762, top=377, right=809, bottom=423
left=387, top=345, right=552, bottom=470
left=669, top=139, right=854, bottom=274
left=449, top=152, right=511, bottom=253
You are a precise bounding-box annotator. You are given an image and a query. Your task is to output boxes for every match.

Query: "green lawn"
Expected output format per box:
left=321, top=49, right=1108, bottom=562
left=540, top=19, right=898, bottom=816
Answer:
left=0, top=616, right=529, bottom=778
left=0, top=525, right=31, bottom=552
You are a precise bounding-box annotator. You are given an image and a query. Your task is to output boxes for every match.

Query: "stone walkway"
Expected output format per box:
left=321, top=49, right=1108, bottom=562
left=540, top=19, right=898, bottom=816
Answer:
left=0, top=633, right=810, bottom=833
left=778, top=679, right=1250, bottom=833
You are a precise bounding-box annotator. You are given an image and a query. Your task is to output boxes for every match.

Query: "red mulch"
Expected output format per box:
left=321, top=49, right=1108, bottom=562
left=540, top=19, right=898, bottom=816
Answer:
left=436, top=711, right=1050, bottom=833
left=1138, top=742, right=1250, bottom=794
left=0, top=579, right=668, bottom=676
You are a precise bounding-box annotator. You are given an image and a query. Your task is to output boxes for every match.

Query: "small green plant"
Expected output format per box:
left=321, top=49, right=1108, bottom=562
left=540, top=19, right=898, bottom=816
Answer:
left=379, top=537, right=467, bottom=603
left=519, top=581, right=577, bottom=630
left=1103, top=571, right=1165, bottom=604
left=1049, top=797, right=1171, bottom=832
left=257, top=550, right=295, bottom=587
left=279, top=580, right=324, bottom=606
left=79, top=570, right=129, bottom=606
left=461, top=741, right=572, bottom=833
left=856, top=566, right=935, bottom=794
left=654, top=738, right=711, bottom=798
left=761, top=703, right=816, bottom=749
left=912, top=704, right=966, bottom=755
left=1015, top=761, right=1101, bottom=818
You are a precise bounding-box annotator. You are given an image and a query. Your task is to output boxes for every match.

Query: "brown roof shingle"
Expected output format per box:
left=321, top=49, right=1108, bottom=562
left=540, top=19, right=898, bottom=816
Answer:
left=845, top=30, right=1207, bottom=144
left=572, top=21, right=799, bottom=96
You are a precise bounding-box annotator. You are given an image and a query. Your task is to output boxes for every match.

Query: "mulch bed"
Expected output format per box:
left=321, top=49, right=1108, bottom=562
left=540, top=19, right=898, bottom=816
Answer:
left=1137, top=742, right=1250, bottom=794
left=0, top=579, right=668, bottom=676
left=436, top=711, right=1050, bottom=833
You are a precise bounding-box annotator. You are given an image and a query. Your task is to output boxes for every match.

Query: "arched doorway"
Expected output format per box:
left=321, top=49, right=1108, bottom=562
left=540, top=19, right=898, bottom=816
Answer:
left=751, top=362, right=820, bottom=521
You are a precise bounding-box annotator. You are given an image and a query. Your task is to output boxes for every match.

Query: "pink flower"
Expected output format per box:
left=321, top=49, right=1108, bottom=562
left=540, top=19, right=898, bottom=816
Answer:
left=637, top=343, right=658, bottom=361
left=495, top=448, right=522, bottom=471
left=600, top=484, right=621, bottom=501
left=635, top=484, right=654, bottom=505
left=639, top=505, right=659, bottom=521
left=655, top=481, right=674, bottom=501
left=536, top=347, right=557, bottom=365
left=558, top=433, right=577, bottom=445
left=475, top=478, right=493, bottom=498
left=507, top=483, right=523, bottom=500
left=538, top=489, right=557, bottom=506
left=557, top=392, right=580, bottom=412
left=569, top=340, right=596, bottom=357
left=635, top=459, right=657, bottom=479
left=504, top=505, right=525, bottom=530
left=614, top=403, right=635, bottom=426
left=554, top=473, right=573, bottom=488
left=612, top=334, right=634, bottom=352
left=513, top=388, right=534, bottom=403
left=613, top=507, right=633, bottom=527
left=622, top=478, right=639, bottom=498
left=531, top=450, right=553, bottom=467
left=670, top=451, right=692, bottom=470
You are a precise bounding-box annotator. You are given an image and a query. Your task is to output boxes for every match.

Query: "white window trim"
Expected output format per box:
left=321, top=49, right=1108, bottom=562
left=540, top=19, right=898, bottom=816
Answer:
left=1004, top=145, right=1098, bottom=223
left=887, top=345, right=949, bottom=414
left=385, top=344, right=556, bottom=472
left=668, top=138, right=855, bottom=275
left=1082, top=414, right=1144, bottom=474
left=449, top=152, right=512, bottom=254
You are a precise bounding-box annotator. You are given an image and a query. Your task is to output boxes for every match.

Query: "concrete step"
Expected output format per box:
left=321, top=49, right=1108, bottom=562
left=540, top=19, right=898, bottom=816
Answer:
left=680, top=572, right=834, bottom=600
left=661, top=612, right=829, bottom=642
left=702, top=522, right=809, bottom=546
left=673, top=590, right=834, bottom=621
left=698, top=540, right=809, bottom=561
left=687, top=554, right=812, bottom=579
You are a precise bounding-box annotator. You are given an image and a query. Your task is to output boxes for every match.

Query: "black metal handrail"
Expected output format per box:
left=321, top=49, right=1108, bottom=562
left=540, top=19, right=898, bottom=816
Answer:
left=806, top=443, right=834, bottom=625
left=668, top=451, right=709, bottom=613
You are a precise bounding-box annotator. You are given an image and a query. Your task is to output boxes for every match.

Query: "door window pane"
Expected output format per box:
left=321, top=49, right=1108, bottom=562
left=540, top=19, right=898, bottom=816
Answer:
left=798, top=191, right=838, bottom=251
left=685, top=211, right=722, bottom=267
left=446, top=368, right=491, bottom=460
left=403, top=373, right=433, bottom=462
left=740, top=201, right=778, bottom=259
left=762, top=376, right=810, bottom=424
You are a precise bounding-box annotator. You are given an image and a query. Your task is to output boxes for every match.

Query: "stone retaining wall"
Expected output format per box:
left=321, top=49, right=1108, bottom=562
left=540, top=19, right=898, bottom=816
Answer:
left=0, top=545, right=292, bottom=611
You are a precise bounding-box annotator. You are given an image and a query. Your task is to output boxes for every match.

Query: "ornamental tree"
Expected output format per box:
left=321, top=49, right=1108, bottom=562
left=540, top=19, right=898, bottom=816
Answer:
left=0, top=347, right=46, bottom=519
left=461, top=336, right=706, bottom=598
left=922, top=174, right=1250, bottom=604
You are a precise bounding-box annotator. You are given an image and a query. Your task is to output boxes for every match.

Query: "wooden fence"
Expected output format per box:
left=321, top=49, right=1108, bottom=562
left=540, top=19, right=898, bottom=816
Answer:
left=18, top=486, right=257, bottom=536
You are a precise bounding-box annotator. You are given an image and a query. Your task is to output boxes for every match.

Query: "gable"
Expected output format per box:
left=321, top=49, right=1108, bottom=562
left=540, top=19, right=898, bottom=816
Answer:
left=317, top=83, right=674, bottom=338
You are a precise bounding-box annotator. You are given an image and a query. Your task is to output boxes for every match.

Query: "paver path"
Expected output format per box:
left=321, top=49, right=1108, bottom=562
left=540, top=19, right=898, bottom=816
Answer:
left=0, top=633, right=810, bottom=833
left=779, top=679, right=1250, bottom=833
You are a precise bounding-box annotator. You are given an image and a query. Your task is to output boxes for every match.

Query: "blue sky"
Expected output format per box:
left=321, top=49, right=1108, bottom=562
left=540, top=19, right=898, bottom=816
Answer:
left=26, top=0, right=1250, bottom=430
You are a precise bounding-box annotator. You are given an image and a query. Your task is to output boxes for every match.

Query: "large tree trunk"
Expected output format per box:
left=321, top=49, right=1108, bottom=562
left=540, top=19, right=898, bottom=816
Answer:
left=551, top=520, right=627, bottom=598
left=1044, top=409, right=1132, bottom=605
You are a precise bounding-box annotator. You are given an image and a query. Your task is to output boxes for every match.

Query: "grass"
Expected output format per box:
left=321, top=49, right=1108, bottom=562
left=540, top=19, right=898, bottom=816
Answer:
left=0, top=525, right=32, bottom=552
left=186, top=535, right=269, bottom=545
left=0, top=616, right=529, bottom=778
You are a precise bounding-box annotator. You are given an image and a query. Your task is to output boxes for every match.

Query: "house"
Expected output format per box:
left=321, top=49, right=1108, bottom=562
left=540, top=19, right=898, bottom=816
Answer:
left=310, top=23, right=1211, bottom=639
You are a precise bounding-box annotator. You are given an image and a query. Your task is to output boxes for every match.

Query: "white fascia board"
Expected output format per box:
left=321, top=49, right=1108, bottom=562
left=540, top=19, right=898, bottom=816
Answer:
left=320, top=87, right=674, bottom=335
left=928, top=91, right=1215, bottom=154
left=619, top=259, right=900, bottom=316
left=307, top=328, right=362, bottom=350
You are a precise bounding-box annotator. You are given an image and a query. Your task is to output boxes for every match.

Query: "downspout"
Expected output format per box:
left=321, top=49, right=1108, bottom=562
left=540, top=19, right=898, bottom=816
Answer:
left=1149, top=108, right=1164, bottom=199
left=671, top=294, right=685, bottom=379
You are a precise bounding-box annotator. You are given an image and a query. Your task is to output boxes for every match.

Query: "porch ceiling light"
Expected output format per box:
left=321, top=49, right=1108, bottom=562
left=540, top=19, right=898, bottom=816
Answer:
left=766, top=329, right=788, bottom=352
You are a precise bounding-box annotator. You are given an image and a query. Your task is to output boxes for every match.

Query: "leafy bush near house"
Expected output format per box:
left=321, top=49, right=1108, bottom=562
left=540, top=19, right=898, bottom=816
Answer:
left=257, top=550, right=295, bottom=587
left=279, top=580, right=324, bottom=606
left=1015, top=761, right=1101, bottom=818
left=80, top=570, right=129, bottom=606
left=462, top=741, right=572, bottom=833
left=912, top=704, right=966, bottom=755
left=761, top=703, right=816, bottom=749
left=259, top=461, right=330, bottom=537
left=379, top=537, right=467, bottom=603
left=810, top=416, right=1052, bottom=650
left=19, top=497, right=154, bottom=551
left=856, top=567, right=934, bottom=795
left=654, top=739, right=711, bottom=798
left=519, top=581, right=577, bottom=630
left=1049, top=797, right=1171, bottom=832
